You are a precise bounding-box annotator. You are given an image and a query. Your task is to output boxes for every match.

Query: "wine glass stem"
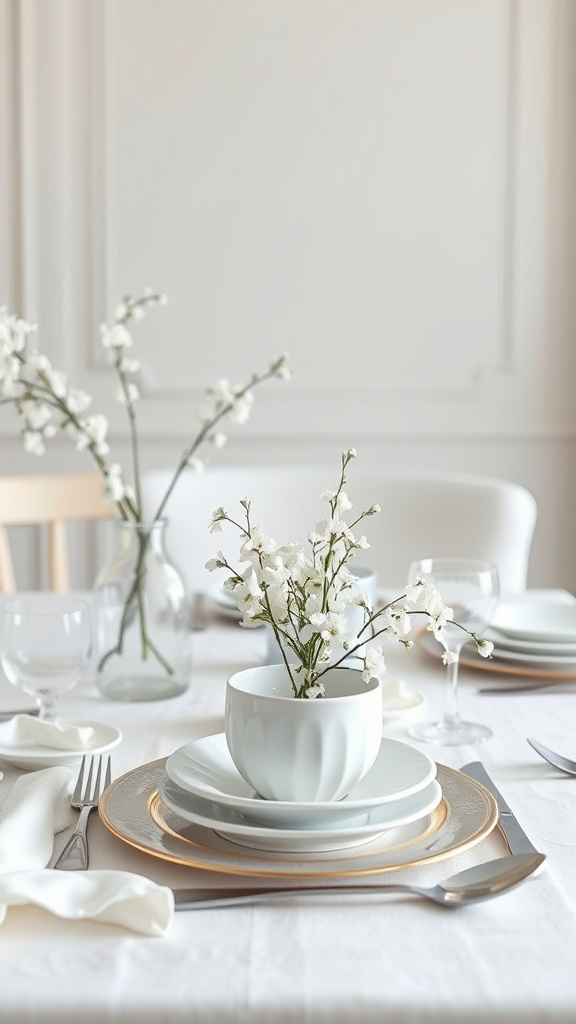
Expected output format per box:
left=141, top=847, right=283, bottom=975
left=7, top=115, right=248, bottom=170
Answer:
left=38, top=695, right=57, bottom=721
left=443, top=653, right=462, bottom=729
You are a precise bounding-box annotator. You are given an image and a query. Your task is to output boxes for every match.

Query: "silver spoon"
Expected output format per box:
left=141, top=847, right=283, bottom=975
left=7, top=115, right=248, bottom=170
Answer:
left=527, top=738, right=576, bottom=775
left=173, top=853, right=545, bottom=910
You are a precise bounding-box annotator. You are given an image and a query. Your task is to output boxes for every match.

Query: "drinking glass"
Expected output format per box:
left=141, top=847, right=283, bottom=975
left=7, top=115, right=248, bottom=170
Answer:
left=0, top=594, right=92, bottom=721
left=406, top=558, right=499, bottom=745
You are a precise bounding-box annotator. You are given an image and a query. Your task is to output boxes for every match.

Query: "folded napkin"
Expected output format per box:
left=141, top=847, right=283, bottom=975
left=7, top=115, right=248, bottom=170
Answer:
left=0, top=767, right=174, bottom=935
left=0, top=715, right=98, bottom=751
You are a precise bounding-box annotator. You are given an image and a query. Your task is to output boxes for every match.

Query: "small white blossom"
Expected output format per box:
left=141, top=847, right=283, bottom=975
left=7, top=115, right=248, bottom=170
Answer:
left=269, top=354, right=291, bottom=380
left=76, top=413, right=110, bottom=455
left=362, top=644, right=386, bottom=683
left=119, top=357, right=140, bottom=374
left=20, top=400, right=52, bottom=431
left=115, top=382, right=139, bottom=405
left=209, top=507, right=228, bottom=534
left=476, top=638, right=494, bottom=658
left=100, top=323, right=133, bottom=349
left=228, top=392, right=254, bottom=425
left=303, top=682, right=325, bottom=699
left=101, top=463, right=126, bottom=503
left=441, top=647, right=459, bottom=665
left=205, top=552, right=227, bottom=572
left=22, top=430, right=45, bottom=455
left=67, top=389, right=92, bottom=414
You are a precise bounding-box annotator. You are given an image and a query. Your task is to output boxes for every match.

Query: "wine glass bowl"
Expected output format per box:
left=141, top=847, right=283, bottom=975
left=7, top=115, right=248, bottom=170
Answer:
left=407, top=558, right=499, bottom=746
left=0, top=594, right=93, bottom=721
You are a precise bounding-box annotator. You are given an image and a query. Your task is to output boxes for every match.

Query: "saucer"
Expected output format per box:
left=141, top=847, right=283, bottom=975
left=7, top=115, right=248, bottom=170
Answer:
left=159, top=775, right=443, bottom=853
left=0, top=718, right=123, bottom=770
left=165, top=733, right=436, bottom=828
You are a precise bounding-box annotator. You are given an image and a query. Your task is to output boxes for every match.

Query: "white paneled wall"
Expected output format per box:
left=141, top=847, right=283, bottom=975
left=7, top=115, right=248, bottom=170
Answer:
left=0, top=0, right=575, bottom=590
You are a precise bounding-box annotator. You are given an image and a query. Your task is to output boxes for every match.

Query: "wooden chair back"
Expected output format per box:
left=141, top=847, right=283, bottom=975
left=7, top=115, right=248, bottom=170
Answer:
left=0, top=472, right=115, bottom=593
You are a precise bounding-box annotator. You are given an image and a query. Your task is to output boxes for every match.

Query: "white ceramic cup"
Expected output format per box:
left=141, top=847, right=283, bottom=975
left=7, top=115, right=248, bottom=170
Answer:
left=265, top=564, right=378, bottom=666
left=225, top=664, right=383, bottom=802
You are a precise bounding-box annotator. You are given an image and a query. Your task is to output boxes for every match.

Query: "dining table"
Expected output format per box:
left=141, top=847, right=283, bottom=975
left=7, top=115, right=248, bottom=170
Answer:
left=0, top=586, right=575, bottom=1024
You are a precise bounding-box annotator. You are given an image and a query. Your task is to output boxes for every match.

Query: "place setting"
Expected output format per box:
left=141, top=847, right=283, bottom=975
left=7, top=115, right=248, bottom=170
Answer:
left=99, top=652, right=498, bottom=882
left=98, top=464, right=513, bottom=879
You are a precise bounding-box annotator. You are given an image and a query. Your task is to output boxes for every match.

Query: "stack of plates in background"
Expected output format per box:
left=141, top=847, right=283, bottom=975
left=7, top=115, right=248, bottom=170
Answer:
left=485, top=599, right=576, bottom=667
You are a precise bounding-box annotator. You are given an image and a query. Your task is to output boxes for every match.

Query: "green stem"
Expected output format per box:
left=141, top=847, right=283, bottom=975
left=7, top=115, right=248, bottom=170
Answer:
left=150, top=367, right=281, bottom=524
left=96, top=523, right=176, bottom=677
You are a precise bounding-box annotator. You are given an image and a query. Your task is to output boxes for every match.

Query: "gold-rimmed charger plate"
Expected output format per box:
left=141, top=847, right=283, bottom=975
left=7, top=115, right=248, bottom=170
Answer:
left=99, top=758, right=498, bottom=878
left=417, top=627, right=576, bottom=682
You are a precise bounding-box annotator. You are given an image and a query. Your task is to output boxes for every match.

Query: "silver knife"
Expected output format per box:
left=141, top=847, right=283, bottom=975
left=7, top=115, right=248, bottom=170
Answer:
left=0, top=707, right=40, bottom=721
left=460, top=761, right=540, bottom=856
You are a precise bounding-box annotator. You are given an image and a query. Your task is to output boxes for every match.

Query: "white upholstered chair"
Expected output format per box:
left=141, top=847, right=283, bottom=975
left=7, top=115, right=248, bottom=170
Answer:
left=141, top=466, right=537, bottom=598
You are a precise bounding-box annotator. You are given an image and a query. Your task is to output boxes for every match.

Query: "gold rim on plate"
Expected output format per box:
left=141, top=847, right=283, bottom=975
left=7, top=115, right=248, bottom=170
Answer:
left=99, top=758, right=498, bottom=878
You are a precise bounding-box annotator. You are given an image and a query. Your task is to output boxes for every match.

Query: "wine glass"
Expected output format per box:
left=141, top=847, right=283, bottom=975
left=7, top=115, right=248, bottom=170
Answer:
left=406, top=558, right=499, bottom=746
left=0, top=594, right=93, bottom=721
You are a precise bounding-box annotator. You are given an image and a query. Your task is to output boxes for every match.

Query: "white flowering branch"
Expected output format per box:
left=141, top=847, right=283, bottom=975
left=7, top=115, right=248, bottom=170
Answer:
left=0, top=294, right=291, bottom=676
left=207, top=450, right=494, bottom=698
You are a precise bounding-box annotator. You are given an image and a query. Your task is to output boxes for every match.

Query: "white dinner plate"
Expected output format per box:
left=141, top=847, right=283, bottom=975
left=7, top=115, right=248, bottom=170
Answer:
left=159, top=775, right=443, bottom=853
left=491, top=600, right=576, bottom=644
left=0, top=718, right=123, bottom=770
left=165, top=733, right=437, bottom=828
left=100, top=759, right=498, bottom=877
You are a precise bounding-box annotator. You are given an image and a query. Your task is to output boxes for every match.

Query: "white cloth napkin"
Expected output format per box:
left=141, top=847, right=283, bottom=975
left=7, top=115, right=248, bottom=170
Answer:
left=0, top=766, right=174, bottom=935
left=0, top=715, right=97, bottom=750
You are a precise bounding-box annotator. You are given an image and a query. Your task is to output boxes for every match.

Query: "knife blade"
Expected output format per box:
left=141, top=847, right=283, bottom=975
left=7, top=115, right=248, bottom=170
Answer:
left=460, top=761, right=540, bottom=856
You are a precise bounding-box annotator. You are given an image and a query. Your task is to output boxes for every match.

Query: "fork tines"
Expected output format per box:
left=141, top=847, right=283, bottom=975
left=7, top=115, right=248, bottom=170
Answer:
left=73, top=754, right=112, bottom=801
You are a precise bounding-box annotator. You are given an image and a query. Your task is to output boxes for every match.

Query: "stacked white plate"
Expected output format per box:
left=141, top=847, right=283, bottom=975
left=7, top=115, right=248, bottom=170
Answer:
left=485, top=599, right=576, bottom=666
left=161, top=733, right=441, bottom=853
left=207, top=586, right=243, bottom=621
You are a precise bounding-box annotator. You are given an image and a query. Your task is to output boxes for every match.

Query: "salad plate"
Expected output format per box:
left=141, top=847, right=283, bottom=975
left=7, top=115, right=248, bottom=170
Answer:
left=158, top=775, right=442, bottom=853
left=0, top=718, right=122, bottom=770
left=99, top=759, right=498, bottom=877
left=165, top=733, right=437, bottom=828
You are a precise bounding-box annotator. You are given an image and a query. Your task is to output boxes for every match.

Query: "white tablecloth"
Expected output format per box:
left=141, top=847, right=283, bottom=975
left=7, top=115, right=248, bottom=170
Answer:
left=0, top=591, right=575, bottom=1024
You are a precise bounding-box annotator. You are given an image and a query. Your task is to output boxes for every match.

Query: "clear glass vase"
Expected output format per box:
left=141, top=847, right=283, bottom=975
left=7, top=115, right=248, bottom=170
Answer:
left=93, top=518, right=192, bottom=701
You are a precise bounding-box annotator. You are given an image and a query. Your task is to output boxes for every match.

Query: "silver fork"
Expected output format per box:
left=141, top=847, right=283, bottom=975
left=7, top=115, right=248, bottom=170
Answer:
left=52, top=755, right=112, bottom=870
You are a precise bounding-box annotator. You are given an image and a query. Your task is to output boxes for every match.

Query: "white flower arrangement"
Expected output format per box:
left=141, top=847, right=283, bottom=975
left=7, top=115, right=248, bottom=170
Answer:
left=0, top=290, right=290, bottom=674
left=207, top=449, right=494, bottom=698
